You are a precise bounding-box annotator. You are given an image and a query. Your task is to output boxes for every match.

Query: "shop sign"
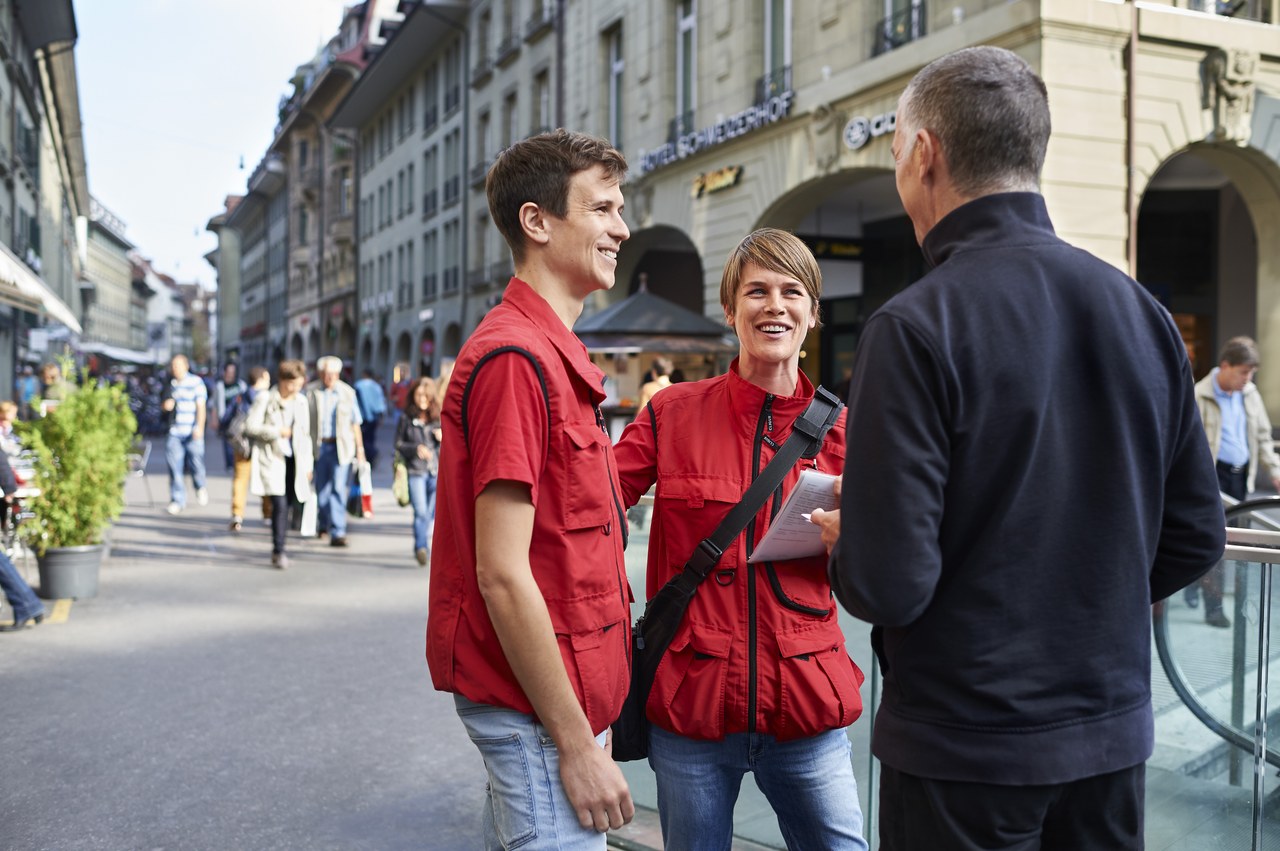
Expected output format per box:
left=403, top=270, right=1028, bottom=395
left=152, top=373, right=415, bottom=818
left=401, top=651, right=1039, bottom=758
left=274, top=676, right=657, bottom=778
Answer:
left=638, top=90, right=795, bottom=176
left=843, top=111, right=896, bottom=150
left=691, top=165, right=743, bottom=198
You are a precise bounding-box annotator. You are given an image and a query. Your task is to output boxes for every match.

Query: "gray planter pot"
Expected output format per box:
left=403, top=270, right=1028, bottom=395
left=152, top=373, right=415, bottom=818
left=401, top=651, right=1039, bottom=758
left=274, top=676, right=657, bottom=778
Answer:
left=37, top=544, right=105, bottom=600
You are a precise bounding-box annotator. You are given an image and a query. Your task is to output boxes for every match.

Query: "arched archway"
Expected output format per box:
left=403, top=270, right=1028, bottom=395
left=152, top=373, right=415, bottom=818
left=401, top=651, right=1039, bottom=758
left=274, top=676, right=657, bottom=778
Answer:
left=1137, top=146, right=1278, bottom=385
left=375, top=334, right=391, bottom=379
left=418, top=328, right=437, bottom=378
left=359, top=337, right=373, bottom=372
left=754, top=169, right=915, bottom=387
left=307, top=328, right=321, bottom=364
left=615, top=225, right=704, bottom=315
left=443, top=323, right=462, bottom=359
left=290, top=333, right=304, bottom=360
left=338, top=319, right=355, bottom=362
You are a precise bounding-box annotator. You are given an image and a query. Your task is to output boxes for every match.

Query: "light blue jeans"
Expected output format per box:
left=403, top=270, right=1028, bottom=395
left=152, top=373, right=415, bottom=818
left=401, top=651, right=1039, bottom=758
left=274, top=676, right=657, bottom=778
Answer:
left=454, top=694, right=609, bottom=851
left=407, top=472, right=437, bottom=551
left=314, top=443, right=350, bottom=538
left=164, top=433, right=206, bottom=507
left=649, top=725, right=868, bottom=851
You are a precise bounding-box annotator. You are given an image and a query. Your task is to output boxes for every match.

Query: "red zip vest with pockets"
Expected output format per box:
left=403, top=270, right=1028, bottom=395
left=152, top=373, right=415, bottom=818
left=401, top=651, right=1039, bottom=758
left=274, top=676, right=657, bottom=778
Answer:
left=614, top=363, right=864, bottom=740
left=427, top=279, right=633, bottom=734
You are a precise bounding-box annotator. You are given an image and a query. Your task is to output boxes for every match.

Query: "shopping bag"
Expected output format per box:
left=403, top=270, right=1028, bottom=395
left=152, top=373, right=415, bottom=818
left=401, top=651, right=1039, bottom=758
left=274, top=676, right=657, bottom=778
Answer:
left=392, top=459, right=410, bottom=507
left=299, top=493, right=317, bottom=537
left=358, top=461, right=374, bottom=518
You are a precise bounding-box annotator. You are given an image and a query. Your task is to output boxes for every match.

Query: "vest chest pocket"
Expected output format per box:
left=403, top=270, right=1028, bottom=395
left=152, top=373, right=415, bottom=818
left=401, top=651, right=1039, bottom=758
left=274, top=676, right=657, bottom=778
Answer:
left=559, top=421, right=615, bottom=531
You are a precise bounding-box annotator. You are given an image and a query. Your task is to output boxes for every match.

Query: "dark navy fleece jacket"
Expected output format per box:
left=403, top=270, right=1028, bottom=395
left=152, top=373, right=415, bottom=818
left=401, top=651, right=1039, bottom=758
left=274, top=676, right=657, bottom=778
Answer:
left=829, top=192, right=1225, bottom=785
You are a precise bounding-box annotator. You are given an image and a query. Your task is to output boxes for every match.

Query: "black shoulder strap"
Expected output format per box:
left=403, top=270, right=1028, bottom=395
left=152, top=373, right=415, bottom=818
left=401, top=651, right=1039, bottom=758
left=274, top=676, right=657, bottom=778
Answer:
left=460, top=346, right=551, bottom=451
left=669, top=386, right=843, bottom=597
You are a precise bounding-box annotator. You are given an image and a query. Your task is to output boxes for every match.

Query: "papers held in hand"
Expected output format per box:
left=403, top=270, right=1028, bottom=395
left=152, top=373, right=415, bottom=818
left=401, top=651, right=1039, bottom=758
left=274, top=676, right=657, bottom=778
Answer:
left=747, top=470, right=839, bottom=563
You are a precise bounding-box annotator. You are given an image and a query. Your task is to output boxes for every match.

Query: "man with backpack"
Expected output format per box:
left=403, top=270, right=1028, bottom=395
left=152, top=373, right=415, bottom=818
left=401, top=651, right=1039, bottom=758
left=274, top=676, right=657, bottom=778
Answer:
left=225, top=366, right=268, bottom=532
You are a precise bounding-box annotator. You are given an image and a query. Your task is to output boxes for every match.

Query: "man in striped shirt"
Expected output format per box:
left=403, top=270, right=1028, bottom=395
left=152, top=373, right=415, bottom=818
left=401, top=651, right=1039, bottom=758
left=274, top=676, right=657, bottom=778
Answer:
left=162, top=354, right=209, bottom=515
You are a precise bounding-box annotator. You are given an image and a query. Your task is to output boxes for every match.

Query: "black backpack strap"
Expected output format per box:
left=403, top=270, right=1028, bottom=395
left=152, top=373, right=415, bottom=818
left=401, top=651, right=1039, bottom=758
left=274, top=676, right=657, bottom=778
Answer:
left=460, top=346, right=550, bottom=451
left=669, top=387, right=843, bottom=597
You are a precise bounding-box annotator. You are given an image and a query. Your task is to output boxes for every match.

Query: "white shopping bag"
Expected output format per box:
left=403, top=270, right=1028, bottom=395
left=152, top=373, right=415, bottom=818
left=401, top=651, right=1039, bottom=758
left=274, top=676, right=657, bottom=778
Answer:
left=299, top=492, right=318, bottom=537
left=358, top=461, right=374, bottom=518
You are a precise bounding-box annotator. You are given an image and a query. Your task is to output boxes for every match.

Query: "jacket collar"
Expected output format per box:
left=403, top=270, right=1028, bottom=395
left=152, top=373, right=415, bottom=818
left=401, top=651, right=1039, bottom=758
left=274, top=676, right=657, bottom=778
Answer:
left=725, top=357, right=816, bottom=438
left=501, top=277, right=607, bottom=404
left=921, top=192, right=1058, bottom=270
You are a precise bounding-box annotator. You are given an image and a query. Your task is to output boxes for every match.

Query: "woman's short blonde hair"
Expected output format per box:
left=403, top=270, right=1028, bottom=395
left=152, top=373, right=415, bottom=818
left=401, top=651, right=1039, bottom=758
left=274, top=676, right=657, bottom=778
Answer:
left=718, top=228, right=823, bottom=327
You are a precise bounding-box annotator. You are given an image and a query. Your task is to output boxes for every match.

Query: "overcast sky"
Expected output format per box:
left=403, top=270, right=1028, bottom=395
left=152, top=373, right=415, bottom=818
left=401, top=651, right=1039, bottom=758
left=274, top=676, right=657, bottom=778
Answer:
left=74, top=0, right=353, bottom=288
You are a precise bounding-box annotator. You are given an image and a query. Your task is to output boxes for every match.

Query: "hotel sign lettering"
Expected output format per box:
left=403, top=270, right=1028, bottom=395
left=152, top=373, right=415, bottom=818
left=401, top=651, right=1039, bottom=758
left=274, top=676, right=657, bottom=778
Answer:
left=638, top=90, right=796, bottom=176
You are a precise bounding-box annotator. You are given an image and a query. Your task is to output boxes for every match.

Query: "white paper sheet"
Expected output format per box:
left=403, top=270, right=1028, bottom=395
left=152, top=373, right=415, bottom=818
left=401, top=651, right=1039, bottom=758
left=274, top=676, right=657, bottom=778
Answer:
left=747, top=469, right=839, bottom=563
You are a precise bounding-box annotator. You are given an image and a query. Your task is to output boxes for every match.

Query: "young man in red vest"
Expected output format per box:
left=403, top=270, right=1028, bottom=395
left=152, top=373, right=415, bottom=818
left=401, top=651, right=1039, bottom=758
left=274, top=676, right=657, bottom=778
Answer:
left=427, top=130, right=634, bottom=846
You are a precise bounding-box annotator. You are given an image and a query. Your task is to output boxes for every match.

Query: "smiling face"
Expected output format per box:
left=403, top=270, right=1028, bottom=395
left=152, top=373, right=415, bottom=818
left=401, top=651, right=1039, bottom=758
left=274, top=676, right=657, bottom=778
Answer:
left=541, top=165, right=629, bottom=298
left=726, top=262, right=818, bottom=375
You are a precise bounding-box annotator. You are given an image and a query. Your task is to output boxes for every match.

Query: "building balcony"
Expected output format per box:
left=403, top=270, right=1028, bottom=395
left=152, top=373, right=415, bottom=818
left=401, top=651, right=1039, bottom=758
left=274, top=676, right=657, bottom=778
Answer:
left=422, top=273, right=438, bottom=303
left=423, top=104, right=439, bottom=134
left=495, top=33, right=521, bottom=67
left=291, top=244, right=312, bottom=267
left=755, top=65, right=792, bottom=104
left=442, top=266, right=460, bottom=294
left=873, top=1, right=926, bottom=57
left=469, top=160, right=490, bottom=188
left=471, top=55, right=493, bottom=87
left=422, top=189, right=438, bottom=220
left=329, top=214, right=354, bottom=245
left=298, top=164, right=321, bottom=196
left=444, top=86, right=461, bottom=114
left=524, top=5, right=554, bottom=41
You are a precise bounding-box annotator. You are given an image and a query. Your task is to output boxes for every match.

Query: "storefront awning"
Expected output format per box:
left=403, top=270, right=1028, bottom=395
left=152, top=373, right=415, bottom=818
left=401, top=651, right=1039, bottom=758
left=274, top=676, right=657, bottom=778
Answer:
left=79, top=340, right=153, bottom=365
left=0, top=241, right=82, bottom=334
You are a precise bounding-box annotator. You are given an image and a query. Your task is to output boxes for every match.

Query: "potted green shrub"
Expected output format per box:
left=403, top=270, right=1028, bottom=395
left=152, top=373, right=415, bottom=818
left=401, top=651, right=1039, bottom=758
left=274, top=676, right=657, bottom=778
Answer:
left=16, top=360, right=137, bottom=599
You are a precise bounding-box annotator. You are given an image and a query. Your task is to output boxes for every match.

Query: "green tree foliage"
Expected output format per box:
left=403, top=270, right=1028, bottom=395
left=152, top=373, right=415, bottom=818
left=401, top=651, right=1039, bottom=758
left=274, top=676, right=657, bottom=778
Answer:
left=15, top=362, right=137, bottom=555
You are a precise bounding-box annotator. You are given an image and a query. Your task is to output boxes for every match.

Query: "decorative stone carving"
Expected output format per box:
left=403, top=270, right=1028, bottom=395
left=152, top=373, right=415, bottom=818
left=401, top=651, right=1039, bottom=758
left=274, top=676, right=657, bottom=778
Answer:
left=1202, top=48, right=1258, bottom=146
left=810, top=103, right=843, bottom=172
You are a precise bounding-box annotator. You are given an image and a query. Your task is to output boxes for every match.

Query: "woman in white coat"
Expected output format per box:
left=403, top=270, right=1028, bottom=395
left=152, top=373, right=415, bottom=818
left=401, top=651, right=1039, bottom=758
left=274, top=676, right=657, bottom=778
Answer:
left=245, top=359, right=314, bottom=569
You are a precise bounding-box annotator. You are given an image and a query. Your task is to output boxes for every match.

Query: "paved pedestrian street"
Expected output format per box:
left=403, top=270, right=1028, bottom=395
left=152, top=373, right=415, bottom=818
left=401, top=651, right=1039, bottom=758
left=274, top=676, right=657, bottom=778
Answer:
left=1, top=439, right=490, bottom=850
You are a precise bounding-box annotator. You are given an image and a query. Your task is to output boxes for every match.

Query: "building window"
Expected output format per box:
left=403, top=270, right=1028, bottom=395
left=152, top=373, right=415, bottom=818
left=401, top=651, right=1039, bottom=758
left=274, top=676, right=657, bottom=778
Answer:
left=765, top=0, right=790, bottom=81
left=675, top=0, right=697, bottom=135
left=299, top=207, right=308, bottom=245
left=875, top=0, right=925, bottom=56
left=424, top=65, right=440, bottom=130
left=407, top=163, right=415, bottom=214
left=533, top=70, right=552, bottom=134
left=606, top=26, right=624, bottom=148
left=298, top=139, right=309, bottom=169
left=398, top=169, right=406, bottom=218
left=503, top=92, right=519, bottom=148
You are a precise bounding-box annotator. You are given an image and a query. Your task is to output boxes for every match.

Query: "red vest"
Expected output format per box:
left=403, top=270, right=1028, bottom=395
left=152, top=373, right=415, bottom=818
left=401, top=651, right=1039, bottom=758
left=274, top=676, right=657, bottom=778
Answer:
left=427, top=280, right=632, bottom=734
left=614, top=364, right=864, bottom=740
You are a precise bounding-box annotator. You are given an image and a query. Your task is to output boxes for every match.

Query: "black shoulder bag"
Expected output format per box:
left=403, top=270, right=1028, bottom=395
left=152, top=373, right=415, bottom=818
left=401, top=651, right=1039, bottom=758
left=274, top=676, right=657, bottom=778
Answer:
left=611, top=387, right=843, bottom=762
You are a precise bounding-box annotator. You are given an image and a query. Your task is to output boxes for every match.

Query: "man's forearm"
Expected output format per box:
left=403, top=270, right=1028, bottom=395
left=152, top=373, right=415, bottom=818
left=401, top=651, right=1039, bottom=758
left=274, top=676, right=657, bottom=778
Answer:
left=482, top=572, right=596, bottom=750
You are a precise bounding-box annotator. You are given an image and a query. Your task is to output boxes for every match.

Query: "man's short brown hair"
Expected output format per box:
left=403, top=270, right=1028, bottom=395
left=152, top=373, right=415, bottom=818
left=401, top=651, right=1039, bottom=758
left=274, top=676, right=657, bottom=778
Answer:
left=1219, top=336, right=1260, bottom=368
left=278, top=359, right=306, bottom=382
left=485, top=129, right=627, bottom=265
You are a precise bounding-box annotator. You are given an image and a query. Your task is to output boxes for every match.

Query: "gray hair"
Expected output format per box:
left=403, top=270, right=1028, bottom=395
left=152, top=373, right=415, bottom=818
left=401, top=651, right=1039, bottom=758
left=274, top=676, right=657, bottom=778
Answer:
left=316, top=356, right=343, bottom=375
left=898, top=46, right=1050, bottom=196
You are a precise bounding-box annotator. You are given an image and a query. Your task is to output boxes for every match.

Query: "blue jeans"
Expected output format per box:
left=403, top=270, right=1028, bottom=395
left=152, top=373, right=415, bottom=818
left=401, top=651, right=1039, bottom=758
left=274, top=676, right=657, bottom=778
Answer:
left=314, top=443, right=350, bottom=538
left=0, top=550, right=43, bottom=620
left=454, top=694, right=608, bottom=851
left=649, top=726, right=868, bottom=851
left=407, top=473, right=437, bottom=551
left=165, top=433, right=207, bottom=507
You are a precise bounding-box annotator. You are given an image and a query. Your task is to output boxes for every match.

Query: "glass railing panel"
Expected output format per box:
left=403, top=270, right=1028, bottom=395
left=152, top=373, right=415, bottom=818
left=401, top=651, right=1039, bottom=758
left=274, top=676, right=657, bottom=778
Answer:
left=1150, top=498, right=1280, bottom=849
